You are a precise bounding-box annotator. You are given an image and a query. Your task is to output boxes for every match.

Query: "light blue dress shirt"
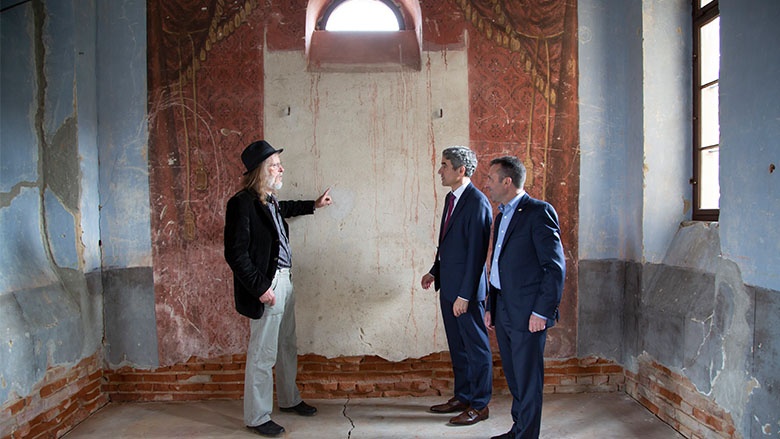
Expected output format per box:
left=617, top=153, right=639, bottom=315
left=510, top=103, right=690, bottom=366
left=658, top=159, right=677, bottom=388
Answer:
left=489, top=191, right=523, bottom=290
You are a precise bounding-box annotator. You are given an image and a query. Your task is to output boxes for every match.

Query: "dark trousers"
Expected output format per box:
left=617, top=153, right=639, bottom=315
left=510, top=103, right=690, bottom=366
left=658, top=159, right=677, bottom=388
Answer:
left=440, top=295, right=493, bottom=409
left=495, top=295, right=547, bottom=439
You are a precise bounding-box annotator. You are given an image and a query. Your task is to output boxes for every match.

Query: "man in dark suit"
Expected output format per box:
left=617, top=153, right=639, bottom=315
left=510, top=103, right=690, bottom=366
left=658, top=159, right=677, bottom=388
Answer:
left=421, top=146, right=493, bottom=426
left=224, top=140, right=332, bottom=437
left=483, top=156, right=566, bottom=439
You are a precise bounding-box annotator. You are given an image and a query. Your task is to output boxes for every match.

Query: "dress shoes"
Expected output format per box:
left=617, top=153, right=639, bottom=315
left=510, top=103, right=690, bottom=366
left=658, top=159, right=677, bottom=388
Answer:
left=449, top=406, right=489, bottom=425
left=490, top=432, right=513, bottom=439
left=429, top=397, right=469, bottom=413
left=248, top=420, right=285, bottom=437
left=280, top=401, right=318, bottom=416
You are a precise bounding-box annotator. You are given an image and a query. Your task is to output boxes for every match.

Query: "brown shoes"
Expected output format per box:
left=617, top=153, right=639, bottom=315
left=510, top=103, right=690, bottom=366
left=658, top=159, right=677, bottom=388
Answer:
left=429, top=397, right=469, bottom=413
left=449, top=406, right=489, bottom=425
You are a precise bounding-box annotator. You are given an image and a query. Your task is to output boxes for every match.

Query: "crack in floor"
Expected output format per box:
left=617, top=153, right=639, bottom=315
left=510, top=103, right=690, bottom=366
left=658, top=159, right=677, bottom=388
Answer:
left=342, top=395, right=355, bottom=438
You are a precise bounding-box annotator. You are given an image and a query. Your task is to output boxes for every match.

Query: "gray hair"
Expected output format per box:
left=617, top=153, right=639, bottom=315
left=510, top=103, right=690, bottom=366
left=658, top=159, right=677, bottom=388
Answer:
left=442, top=146, right=478, bottom=177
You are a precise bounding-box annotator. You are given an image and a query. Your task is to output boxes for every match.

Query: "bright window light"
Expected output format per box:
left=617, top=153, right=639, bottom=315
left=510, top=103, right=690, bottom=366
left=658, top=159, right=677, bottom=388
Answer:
left=325, top=0, right=400, bottom=31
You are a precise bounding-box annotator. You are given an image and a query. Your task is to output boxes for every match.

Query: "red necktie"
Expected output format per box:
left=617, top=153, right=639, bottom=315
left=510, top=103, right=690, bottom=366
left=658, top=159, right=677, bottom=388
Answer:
left=443, top=192, right=455, bottom=233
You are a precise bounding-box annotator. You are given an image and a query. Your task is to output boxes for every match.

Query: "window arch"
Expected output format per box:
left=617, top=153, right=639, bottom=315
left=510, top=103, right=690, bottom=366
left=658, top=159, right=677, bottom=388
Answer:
left=321, top=0, right=404, bottom=31
left=305, top=0, right=422, bottom=71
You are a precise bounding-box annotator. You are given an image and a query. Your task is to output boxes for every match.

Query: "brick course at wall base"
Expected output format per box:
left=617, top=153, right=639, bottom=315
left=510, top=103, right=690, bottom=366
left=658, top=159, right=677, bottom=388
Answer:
left=100, top=353, right=627, bottom=403
left=0, top=352, right=108, bottom=439
left=625, top=355, right=738, bottom=439
left=1, top=353, right=738, bottom=439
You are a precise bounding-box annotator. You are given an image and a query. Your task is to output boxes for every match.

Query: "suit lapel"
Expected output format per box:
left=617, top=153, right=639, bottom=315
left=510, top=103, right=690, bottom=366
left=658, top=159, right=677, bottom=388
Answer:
left=492, top=212, right=503, bottom=259
left=441, top=183, right=472, bottom=240
left=503, top=193, right=530, bottom=239
left=496, top=193, right=530, bottom=258
left=250, top=190, right=276, bottom=227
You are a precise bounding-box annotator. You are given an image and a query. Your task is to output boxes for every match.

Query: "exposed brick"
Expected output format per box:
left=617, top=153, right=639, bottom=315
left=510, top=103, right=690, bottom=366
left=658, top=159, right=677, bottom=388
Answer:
left=575, top=375, right=594, bottom=385
left=300, top=363, right=323, bottom=372
left=6, top=398, right=26, bottom=416
left=337, top=381, right=357, bottom=391
left=142, top=374, right=179, bottom=383
left=218, top=383, right=244, bottom=392
left=659, top=386, right=683, bottom=405
left=339, top=363, right=360, bottom=372
left=355, top=383, right=375, bottom=393
left=38, top=377, right=68, bottom=398
left=332, top=356, right=362, bottom=365
left=209, top=372, right=244, bottom=383
left=560, top=376, right=576, bottom=385
left=637, top=395, right=659, bottom=415
left=373, top=382, right=395, bottom=392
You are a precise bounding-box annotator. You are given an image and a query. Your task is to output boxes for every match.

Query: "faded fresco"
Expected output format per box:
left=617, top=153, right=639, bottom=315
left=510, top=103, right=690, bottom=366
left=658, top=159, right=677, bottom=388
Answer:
left=147, top=0, right=578, bottom=365
left=458, top=0, right=579, bottom=356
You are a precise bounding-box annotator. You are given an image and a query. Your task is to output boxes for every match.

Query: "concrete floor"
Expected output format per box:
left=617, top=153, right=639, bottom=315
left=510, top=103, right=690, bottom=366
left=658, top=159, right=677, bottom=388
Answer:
left=63, top=393, right=684, bottom=438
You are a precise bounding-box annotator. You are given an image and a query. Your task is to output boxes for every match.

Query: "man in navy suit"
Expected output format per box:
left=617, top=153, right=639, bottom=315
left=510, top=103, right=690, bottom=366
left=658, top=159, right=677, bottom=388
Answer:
left=421, top=146, right=493, bottom=426
left=484, top=156, right=566, bottom=439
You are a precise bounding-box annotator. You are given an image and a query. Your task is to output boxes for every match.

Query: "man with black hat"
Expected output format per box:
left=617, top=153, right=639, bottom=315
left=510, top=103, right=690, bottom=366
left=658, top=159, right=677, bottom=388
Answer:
left=224, top=140, right=332, bottom=437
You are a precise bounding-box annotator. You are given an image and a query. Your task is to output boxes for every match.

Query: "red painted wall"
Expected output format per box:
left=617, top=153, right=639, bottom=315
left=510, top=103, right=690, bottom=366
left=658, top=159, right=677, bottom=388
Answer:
left=147, top=0, right=578, bottom=364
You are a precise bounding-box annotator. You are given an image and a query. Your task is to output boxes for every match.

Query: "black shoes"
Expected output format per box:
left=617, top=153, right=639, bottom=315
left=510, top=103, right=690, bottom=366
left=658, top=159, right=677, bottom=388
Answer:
left=247, top=402, right=315, bottom=436
left=248, top=420, right=285, bottom=437
left=280, top=401, right=318, bottom=416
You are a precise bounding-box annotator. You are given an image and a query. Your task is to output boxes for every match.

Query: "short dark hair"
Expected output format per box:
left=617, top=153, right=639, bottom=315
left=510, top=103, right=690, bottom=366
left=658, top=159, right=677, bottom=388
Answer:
left=490, top=156, right=526, bottom=189
left=442, top=146, right=478, bottom=177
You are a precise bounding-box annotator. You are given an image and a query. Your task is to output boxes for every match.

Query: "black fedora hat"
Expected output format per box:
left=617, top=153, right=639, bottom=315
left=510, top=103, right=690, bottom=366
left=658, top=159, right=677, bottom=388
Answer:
left=241, top=140, right=283, bottom=175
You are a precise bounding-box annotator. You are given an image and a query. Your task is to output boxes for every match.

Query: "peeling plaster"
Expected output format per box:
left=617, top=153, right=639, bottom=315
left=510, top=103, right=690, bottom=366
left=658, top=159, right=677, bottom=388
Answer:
left=709, top=258, right=755, bottom=435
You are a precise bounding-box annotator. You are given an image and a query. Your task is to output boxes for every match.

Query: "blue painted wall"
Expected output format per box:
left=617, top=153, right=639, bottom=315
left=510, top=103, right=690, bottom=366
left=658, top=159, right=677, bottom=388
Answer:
left=0, top=0, right=153, bottom=407
left=579, top=0, right=780, bottom=437
left=578, top=0, right=644, bottom=261
left=96, top=0, right=152, bottom=269
left=719, top=1, right=780, bottom=292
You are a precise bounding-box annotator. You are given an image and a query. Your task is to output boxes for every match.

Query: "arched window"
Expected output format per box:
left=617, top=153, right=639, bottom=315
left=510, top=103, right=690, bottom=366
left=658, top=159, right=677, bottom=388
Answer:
left=306, top=0, right=422, bottom=71
left=323, top=0, right=403, bottom=31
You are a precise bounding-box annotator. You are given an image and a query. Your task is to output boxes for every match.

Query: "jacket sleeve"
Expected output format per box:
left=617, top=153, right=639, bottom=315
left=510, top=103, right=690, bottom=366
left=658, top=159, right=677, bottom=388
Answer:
left=458, top=196, right=492, bottom=301
left=278, top=199, right=316, bottom=218
left=531, top=203, right=566, bottom=320
left=224, top=195, right=272, bottom=298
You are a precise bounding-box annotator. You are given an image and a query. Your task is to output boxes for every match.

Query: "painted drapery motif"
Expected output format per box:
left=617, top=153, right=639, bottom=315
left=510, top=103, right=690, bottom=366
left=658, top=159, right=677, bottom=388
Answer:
left=457, top=0, right=579, bottom=356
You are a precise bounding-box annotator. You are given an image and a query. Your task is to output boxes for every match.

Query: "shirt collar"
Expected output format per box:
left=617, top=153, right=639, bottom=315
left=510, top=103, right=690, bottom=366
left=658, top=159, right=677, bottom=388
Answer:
left=498, top=190, right=525, bottom=215
left=450, top=180, right=470, bottom=199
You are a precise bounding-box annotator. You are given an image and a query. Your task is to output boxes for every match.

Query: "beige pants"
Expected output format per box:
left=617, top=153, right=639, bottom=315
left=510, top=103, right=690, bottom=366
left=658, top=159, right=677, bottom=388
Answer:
left=244, top=268, right=302, bottom=427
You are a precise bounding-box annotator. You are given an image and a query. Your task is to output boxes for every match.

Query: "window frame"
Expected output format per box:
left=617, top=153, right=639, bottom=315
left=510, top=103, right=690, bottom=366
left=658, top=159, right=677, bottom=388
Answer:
left=691, top=0, right=720, bottom=221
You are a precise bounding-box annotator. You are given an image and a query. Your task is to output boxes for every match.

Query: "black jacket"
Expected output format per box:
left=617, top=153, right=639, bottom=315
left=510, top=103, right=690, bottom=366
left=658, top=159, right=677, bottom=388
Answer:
left=224, top=188, right=315, bottom=319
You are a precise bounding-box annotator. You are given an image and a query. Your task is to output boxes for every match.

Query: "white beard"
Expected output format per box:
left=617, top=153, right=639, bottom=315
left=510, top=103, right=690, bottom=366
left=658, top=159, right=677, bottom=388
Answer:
left=265, top=175, right=283, bottom=191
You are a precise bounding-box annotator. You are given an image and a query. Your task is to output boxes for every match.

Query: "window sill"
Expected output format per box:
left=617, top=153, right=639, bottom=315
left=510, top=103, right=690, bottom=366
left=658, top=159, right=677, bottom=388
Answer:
left=307, top=30, right=421, bottom=72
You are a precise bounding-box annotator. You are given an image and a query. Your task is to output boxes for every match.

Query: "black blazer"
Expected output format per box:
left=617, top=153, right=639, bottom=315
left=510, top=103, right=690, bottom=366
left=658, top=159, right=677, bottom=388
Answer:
left=224, top=188, right=315, bottom=319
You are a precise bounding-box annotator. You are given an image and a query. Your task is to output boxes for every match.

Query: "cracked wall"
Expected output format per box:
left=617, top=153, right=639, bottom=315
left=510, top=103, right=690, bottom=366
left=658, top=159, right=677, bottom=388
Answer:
left=0, top=0, right=104, bottom=406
